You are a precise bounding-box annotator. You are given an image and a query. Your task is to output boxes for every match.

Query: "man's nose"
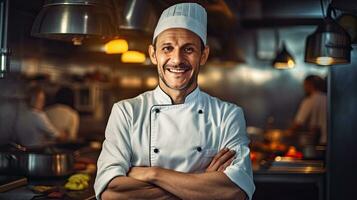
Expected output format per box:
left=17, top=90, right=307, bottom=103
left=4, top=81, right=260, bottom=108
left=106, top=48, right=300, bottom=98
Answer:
left=170, top=49, right=184, bottom=65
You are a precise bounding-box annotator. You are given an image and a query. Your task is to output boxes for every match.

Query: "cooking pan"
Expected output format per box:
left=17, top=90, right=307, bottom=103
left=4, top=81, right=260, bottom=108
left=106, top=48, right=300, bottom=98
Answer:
left=0, top=143, right=75, bottom=177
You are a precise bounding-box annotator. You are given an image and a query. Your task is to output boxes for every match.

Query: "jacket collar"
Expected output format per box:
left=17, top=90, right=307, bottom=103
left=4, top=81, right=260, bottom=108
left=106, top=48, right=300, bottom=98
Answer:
left=154, top=86, right=200, bottom=105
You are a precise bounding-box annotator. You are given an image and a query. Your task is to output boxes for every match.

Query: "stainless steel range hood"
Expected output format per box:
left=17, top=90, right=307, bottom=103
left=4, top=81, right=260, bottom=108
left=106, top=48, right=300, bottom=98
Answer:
left=31, top=0, right=157, bottom=44
left=31, top=0, right=118, bottom=43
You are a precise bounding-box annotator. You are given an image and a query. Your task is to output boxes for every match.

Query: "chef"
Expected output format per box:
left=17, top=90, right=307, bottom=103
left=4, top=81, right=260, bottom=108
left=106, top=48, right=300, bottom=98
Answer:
left=94, top=2, right=255, bottom=200
left=289, top=75, right=327, bottom=144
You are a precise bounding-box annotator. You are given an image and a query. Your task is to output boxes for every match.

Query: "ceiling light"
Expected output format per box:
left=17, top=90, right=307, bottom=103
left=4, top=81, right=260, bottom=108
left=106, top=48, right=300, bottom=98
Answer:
left=305, top=4, right=352, bottom=66
left=121, top=51, right=146, bottom=63
left=104, top=39, right=128, bottom=54
left=272, top=43, right=295, bottom=69
left=271, top=29, right=295, bottom=69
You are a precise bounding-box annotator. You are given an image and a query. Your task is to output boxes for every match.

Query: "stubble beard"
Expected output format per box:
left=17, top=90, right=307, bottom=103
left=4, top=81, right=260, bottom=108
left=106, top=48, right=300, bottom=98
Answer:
left=158, top=62, right=199, bottom=91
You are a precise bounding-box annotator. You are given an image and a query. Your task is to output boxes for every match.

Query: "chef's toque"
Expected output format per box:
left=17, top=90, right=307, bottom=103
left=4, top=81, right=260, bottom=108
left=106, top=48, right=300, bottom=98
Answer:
left=153, top=3, right=207, bottom=45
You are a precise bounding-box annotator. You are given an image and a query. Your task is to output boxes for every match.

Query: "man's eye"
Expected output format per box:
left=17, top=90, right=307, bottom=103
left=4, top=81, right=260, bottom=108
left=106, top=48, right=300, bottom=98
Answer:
left=184, top=47, right=194, bottom=53
left=162, top=46, right=173, bottom=52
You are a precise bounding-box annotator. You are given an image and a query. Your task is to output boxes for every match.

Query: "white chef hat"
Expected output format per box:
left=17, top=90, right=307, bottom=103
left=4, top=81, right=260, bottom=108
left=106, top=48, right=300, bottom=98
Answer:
left=153, top=2, right=207, bottom=45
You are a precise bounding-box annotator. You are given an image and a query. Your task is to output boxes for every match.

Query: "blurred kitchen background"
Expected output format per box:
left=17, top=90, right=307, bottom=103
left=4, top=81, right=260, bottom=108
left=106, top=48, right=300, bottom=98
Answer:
left=0, top=0, right=356, bottom=200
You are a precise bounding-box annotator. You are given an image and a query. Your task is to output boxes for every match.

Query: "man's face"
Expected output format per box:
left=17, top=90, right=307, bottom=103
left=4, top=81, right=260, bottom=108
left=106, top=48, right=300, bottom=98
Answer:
left=149, top=28, right=209, bottom=91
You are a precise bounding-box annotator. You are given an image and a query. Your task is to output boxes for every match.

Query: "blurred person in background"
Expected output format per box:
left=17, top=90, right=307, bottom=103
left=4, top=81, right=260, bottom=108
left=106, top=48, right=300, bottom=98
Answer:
left=46, top=86, right=80, bottom=141
left=15, top=85, right=65, bottom=147
left=289, top=75, right=327, bottom=145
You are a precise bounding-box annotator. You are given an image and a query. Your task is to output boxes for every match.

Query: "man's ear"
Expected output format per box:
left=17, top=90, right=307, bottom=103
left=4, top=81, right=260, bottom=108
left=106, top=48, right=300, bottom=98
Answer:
left=148, top=45, right=157, bottom=65
left=199, top=45, right=210, bottom=66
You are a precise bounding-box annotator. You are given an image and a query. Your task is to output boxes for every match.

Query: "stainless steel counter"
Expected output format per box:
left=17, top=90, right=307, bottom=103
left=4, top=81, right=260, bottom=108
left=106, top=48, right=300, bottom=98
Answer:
left=253, top=166, right=325, bottom=200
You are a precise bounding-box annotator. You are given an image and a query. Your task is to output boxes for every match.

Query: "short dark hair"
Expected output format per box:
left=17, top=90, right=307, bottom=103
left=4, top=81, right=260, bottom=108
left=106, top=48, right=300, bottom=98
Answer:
left=305, top=75, right=326, bottom=92
left=55, top=87, right=75, bottom=108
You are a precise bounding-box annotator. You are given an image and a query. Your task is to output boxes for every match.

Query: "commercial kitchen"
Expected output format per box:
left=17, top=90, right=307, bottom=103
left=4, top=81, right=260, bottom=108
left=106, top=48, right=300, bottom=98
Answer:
left=0, top=0, right=356, bottom=199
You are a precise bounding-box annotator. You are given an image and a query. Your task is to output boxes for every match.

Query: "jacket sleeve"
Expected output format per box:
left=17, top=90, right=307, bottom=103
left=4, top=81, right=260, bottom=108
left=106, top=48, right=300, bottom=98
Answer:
left=36, top=112, right=61, bottom=138
left=294, top=98, right=312, bottom=125
left=68, top=111, right=79, bottom=141
left=94, top=103, right=132, bottom=200
left=222, top=106, right=255, bottom=200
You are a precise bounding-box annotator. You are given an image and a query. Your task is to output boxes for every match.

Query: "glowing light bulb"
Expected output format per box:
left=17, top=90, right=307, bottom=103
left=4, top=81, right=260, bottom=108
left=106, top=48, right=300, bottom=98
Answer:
left=316, top=57, right=334, bottom=65
left=121, top=51, right=146, bottom=63
left=104, top=39, right=128, bottom=54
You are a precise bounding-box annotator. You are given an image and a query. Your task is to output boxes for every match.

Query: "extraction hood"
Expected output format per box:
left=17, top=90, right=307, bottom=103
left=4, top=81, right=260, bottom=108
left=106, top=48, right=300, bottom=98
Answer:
left=31, top=0, right=118, bottom=43
left=31, top=0, right=157, bottom=44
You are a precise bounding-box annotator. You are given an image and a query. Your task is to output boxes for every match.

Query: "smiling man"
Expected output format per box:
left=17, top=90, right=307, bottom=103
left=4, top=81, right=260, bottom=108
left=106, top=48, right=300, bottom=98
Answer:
left=94, top=3, right=255, bottom=200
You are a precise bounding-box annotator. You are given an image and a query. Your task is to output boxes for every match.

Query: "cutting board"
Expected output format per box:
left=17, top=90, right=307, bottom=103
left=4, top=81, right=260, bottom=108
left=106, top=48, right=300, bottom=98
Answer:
left=0, top=175, right=27, bottom=192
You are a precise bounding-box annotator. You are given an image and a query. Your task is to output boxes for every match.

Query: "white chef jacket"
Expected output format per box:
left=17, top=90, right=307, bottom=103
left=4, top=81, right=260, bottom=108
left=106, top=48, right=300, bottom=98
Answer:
left=295, top=91, right=327, bottom=144
left=94, top=86, right=255, bottom=199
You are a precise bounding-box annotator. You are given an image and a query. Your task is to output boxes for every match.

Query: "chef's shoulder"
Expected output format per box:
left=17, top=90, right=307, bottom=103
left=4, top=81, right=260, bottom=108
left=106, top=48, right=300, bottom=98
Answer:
left=200, top=92, right=245, bottom=120
left=111, top=90, right=153, bottom=116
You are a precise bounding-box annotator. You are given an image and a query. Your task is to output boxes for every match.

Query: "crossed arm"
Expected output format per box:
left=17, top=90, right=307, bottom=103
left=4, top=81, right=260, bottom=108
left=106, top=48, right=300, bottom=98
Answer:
left=101, top=148, right=247, bottom=200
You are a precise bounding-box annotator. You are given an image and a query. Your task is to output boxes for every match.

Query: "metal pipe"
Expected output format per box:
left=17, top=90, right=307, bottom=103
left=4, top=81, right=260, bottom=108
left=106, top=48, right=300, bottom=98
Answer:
left=0, top=0, right=9, bottom=78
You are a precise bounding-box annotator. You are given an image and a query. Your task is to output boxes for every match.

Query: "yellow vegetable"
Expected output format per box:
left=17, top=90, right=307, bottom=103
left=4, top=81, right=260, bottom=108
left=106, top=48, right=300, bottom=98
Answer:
left=64, top=173, right=90, bottom=190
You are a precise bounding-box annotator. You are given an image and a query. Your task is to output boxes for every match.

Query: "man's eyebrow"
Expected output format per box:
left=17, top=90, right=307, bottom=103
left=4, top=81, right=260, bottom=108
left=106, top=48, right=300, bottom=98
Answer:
left=182, top=43, right=196, bottom=47
left=159, top=42, right=172, bottom=46
left=159, top=42, right=197, bottom=46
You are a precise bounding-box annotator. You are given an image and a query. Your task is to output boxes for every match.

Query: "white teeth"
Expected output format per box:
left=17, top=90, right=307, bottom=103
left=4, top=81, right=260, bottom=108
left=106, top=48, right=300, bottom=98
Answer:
left=168, top=68, right=186, bottom=73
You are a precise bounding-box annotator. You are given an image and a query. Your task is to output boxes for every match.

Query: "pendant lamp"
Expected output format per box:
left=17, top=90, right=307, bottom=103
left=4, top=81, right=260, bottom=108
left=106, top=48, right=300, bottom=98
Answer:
left=305, top=4, right=352, bottom=66
left=272, top=42, right=295, bottom=69
left=272, top=29, right=295, bottom=69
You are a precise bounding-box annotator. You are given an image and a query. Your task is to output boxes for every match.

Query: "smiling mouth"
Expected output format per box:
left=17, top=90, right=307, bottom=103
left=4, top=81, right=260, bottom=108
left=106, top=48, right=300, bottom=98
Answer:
left=166, top=68, right=190, bottom=73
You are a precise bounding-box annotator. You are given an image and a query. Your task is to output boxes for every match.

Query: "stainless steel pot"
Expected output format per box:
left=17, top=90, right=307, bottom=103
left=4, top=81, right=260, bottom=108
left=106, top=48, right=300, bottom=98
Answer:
left=16, top=148, right=75, bottom=177
left=1, top=144, right=75, bottom=177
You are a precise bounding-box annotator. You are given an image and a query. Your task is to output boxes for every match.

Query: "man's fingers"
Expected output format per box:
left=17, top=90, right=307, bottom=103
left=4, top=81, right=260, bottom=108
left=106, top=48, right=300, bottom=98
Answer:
left=218, top=156, right=235, bottom=171
left=207, top=148, right=229, bottom=169
left=210, top=150, right=235, bottom=170
left=206, top=149, right=235, bottom=172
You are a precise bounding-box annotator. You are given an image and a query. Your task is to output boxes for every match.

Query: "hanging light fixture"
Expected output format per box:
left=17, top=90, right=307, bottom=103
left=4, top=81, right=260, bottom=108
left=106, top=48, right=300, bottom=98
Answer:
left=103, top=39, right=128, bottom=54
left=121, top=51, right=146, bottom=63
left=305, top=3, right=352, bottom=66
left=31, top=0, right=118, bottom=44
left=272, top=29, right=295, bottom=69
left=272, top=43, right=295, bottom=69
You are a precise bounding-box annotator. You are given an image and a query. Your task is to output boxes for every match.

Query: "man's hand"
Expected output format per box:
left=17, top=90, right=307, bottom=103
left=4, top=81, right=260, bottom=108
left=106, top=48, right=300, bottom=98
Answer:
left=206, top=148, right=236, bottom=172
left=102, top=176, right=180, bottom=200
left=125, top=148, right=245, bottom=200
left=128, top=166, right=155, bottom=182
